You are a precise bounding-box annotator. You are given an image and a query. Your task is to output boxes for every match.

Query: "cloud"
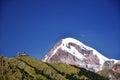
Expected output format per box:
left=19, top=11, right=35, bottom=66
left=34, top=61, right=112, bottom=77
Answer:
left=81, top=34, right=86, bottom=37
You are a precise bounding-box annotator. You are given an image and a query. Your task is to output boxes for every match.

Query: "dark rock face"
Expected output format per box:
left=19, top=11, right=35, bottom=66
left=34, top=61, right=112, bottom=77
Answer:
left=68, top=42, right=82, bottom=53
left=112, top=63, right=120, bottom=74
left=103, top=61, right=115, bottom=69
left=108, top=63, right=120, bottom=80
left=100, top=62, right=120, bottom=80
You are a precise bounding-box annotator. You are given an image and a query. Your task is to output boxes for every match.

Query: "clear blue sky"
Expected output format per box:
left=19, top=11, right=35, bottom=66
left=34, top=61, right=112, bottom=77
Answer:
left=0, top=0, right=120, bottom=60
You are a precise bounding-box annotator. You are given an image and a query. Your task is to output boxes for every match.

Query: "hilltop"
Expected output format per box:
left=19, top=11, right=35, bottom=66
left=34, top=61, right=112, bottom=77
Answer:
left=0, top=55, right=107, bottom=80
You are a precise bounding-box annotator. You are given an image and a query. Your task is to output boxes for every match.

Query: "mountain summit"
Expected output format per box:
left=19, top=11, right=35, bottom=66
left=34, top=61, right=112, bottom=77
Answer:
left=43, top=37, right=119, bottom=72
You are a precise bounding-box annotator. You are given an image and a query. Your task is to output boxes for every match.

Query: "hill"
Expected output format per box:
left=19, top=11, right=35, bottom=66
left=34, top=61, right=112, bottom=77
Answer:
left=0, top=55, right=107, bottom=80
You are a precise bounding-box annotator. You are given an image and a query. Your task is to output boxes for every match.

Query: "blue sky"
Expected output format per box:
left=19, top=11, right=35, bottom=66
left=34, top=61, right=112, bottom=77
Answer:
left=0, top=0, right=120, bottom=60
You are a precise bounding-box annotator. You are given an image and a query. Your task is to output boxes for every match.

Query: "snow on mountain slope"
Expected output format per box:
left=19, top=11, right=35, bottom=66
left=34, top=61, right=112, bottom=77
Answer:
left=62, top=38, right=109, bottom=64
left=43, top=37, right=118, bottom=72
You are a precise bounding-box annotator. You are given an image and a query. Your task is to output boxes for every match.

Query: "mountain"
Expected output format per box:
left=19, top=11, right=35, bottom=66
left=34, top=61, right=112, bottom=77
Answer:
left=0, top=55, right=107, bottom=80
left=43, top=37, right=119, bottom=72
left=0, top=38, right=119, bottom=80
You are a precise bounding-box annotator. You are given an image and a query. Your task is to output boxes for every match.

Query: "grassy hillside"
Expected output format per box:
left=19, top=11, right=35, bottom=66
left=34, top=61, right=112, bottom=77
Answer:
left=0, top=55, right=107, bottom=80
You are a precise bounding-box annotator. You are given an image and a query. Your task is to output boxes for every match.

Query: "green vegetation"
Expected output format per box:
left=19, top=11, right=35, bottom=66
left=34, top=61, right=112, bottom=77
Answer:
left=0, top=55, right=107, bottom=80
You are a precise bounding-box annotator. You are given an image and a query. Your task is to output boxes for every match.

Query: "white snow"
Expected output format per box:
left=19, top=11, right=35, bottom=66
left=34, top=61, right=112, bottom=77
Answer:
left=62, top=37, right=109, bottom=64
left=42, top=55, right=48, bottom=62
left=61, top=44, right=86, bottom=59
left=109, top=59, right=119, bottom=64
left=46, top=43, right=62, bottom=61
left=89, top=48, right=109, bottom=65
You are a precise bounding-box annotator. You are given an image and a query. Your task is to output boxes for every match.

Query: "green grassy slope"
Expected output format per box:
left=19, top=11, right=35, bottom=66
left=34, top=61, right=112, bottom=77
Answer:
left=0, top=55, right=107, bottom=80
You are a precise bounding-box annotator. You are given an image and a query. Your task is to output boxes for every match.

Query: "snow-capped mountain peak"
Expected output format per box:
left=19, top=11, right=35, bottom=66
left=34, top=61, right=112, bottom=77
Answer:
left=43, top=37, right=118, bottom=72
left=61, top=38, right=109, bottom=64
